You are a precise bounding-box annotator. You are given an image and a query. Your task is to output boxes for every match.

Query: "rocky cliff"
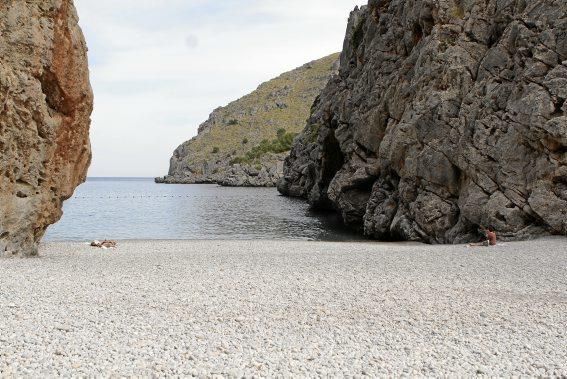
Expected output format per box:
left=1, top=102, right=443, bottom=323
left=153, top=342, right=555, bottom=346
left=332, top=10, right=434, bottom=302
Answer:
left=279, top=0, right=566, bottom=243
left=0, top=0, right=92, bottom=256
left=158, top=54, right=339, bottom=187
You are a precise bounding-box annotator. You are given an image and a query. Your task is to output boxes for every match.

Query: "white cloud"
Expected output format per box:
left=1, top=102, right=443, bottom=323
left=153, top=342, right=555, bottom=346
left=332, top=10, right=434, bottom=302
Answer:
left=185, top=34, right=199, bottom=49
left=75, top=0, right=366, bottom=177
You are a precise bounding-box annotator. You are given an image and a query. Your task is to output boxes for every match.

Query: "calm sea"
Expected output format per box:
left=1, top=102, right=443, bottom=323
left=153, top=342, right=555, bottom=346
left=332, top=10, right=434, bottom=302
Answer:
left=45, top=178, right=360, bottom=242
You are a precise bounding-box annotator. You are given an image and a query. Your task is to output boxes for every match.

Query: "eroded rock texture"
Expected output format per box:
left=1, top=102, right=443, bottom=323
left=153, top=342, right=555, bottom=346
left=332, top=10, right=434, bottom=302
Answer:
left=279, top=0, right=567, bottom=243
left=0, top=0, right=92, bottom=255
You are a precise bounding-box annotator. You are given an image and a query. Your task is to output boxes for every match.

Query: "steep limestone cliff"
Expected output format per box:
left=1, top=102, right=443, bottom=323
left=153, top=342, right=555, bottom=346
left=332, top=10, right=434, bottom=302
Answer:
left=279, top=1, right=566, bottom=243
left=158, top=54, right=339, bottom=187
left=0, top=0, right=93, bottom=256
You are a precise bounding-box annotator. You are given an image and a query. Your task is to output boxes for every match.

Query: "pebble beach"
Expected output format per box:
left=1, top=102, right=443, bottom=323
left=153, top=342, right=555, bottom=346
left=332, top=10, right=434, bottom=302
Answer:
left=1, top=238, right=566, bottom=377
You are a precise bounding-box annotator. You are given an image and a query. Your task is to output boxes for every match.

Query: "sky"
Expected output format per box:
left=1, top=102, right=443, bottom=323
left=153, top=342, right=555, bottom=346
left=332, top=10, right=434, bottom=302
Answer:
left=74, top=0, right=366, bottom=177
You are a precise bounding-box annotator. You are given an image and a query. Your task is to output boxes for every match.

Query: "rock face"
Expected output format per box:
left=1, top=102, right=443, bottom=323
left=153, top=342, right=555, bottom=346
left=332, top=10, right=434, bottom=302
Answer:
left=0, top=0, right=93, bottom=256
left=158, top=54, right=339, bottom=187
left=220, top=159, right=286, bottom=187
left=279, top=1, right=567, bottom=243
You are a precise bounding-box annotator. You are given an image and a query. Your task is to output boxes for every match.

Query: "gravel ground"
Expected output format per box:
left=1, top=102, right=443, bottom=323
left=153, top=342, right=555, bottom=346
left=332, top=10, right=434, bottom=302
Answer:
left=1, top=238, right=566, bottom=377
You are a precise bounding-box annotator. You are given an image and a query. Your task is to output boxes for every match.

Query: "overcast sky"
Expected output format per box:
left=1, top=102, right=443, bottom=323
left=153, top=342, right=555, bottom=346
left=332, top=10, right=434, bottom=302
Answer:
left=75, top=0, right=366, bottom=177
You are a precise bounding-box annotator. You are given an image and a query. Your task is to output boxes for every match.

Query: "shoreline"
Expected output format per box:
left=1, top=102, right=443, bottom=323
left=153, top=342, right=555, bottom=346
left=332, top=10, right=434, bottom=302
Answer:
left=41, top=234, right=564, bottom=247
left=1, top=238, right=566, bottom=376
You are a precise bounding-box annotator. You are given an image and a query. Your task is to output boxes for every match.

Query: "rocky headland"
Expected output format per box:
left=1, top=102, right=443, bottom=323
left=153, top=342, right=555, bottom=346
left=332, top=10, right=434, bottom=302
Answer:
left=279, top=0, right=567, bottom=243
left=0, top=0, right=92, bottom=256
left=157, top=54, right=339, bottom=187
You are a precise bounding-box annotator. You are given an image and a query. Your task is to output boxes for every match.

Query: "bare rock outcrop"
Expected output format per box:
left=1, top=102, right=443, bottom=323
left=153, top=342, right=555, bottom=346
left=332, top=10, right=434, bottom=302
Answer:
left=279, top=0, right=566, bottom=243
left=0, top=0, right=93, bottom=256
left=158, top=54, right=339, bottom=187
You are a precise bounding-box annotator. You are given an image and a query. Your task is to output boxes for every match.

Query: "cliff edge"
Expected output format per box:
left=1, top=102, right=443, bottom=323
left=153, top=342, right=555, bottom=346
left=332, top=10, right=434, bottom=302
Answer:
left=279, top=0, right=566, bottom=243
left=0, top=0, right=93, bottom=255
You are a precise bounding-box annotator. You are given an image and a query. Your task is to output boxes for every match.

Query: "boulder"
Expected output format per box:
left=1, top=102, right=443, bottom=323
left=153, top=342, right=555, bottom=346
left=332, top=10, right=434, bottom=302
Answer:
left=0, top=0, right=92, bottom=255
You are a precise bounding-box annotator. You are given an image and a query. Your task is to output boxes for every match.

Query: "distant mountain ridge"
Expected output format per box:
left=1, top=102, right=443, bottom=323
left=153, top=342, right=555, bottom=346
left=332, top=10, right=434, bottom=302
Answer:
left=156, top=53, right=339, bottom=186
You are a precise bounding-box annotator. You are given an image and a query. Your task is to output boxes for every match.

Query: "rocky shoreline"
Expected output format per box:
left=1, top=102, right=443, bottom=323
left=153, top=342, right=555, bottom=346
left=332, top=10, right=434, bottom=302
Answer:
left=155, top=155, right=285, bottom=187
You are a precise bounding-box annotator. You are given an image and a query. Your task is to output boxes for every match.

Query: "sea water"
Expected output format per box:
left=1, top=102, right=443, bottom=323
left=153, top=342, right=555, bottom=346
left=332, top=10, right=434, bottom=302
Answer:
left=45, top=178, right=360, bottom=242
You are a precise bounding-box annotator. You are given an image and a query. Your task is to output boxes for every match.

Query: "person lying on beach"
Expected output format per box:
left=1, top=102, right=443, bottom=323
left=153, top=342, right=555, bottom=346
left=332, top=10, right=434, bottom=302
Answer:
left=468, top=226, right=497, bottom=247
left=90, top=240, right=117, bottom=249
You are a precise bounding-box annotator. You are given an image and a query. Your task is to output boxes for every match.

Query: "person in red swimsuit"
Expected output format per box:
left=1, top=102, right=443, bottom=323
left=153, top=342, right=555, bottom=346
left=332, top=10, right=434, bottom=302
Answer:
left=468, top=226, right=497, bottom=247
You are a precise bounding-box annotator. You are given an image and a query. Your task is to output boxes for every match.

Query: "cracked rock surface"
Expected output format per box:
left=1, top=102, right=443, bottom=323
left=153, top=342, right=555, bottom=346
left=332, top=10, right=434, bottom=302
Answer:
left=0, top=0, right=92, bottom=255
left=278, top=0, right=567, bottom=243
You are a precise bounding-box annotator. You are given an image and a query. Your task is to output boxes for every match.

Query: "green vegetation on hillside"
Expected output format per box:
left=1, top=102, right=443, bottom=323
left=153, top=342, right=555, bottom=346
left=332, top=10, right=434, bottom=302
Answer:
left=231, top=129, right=298, bottom=165
left=172, top=53, right=339, bottom=170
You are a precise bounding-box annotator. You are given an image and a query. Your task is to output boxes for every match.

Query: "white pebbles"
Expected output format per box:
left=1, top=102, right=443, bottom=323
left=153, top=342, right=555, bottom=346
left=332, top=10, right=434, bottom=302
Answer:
left=1, top=238, right=566, bottom=377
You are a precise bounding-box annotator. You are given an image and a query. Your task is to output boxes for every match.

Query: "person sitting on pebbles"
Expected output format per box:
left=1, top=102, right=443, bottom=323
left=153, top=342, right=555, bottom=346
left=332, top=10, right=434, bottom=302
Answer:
left=468, top=226, right=497, bottom=247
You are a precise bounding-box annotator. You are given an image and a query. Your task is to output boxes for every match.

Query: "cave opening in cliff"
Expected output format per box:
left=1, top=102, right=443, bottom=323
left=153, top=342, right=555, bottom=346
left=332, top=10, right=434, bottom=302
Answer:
left=310, top=127, right=346, bottom=210
left=321, top=130, right=345, bottom=188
